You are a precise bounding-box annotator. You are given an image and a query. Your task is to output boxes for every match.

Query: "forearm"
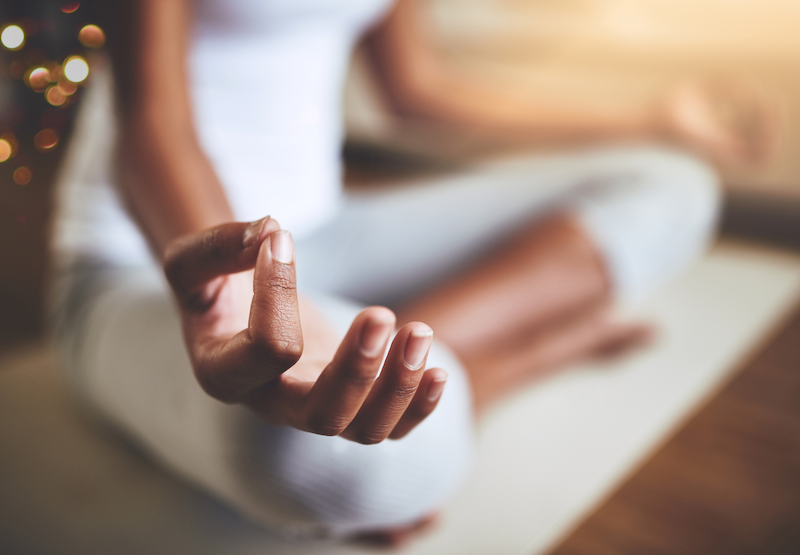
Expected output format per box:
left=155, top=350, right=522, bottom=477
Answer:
left=385, top=68, right=657, bottom=139
left=367, top=0, right=660, bottom=140
left=119, top=110, right=233, bottom=257
left=103, top=0, right=233, bottom=257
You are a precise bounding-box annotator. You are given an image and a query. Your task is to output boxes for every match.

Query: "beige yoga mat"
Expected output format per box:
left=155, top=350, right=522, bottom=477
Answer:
left=1, top=241, right=799, bottom=555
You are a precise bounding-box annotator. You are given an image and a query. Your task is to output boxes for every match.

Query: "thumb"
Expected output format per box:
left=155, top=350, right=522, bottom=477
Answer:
left=204, top=229, right=303, bottom=402
left=247, top=229, right=304, bottom=369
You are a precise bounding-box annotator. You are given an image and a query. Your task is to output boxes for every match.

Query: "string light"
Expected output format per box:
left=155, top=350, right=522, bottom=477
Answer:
left=1, top=25, right=25, bottom=50
left=42, top=60, right=62, bottom=80
left=0, top=12, right=104, bottom=164
left=13, top=167, right=32, bottom=185
left=78, top=25, right=105, bottom=48
left=63, top=56, right=89, bottom=83
left=0, top=139, right=11, bottom=162
left=57, top=79, right=78, bottom=95
left=28, top=67, right=51, bottom=91
left=2, top=134, right=19, bottom=157
left=34, top=129, right=59, bottom=152
left=46, top=85, right=67, bottom=106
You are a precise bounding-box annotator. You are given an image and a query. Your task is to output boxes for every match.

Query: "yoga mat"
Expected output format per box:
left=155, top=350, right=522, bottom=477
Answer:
left=1, top=241, right=799, bottom=555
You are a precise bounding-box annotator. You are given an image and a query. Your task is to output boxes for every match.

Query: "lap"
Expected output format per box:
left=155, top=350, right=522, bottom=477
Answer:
left=54, top=263, right=475, bottom=537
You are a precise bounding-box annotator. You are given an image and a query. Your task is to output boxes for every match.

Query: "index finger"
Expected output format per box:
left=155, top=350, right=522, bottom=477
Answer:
left=164, top=216, right=279, bottom=309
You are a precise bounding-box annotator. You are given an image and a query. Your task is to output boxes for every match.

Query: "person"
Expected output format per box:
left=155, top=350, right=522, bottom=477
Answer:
left=50, top=0, right=768, bottom=545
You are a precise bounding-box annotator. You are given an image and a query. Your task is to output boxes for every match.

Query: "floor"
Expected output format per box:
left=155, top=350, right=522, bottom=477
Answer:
left=548, top=306, right=800, bottom=555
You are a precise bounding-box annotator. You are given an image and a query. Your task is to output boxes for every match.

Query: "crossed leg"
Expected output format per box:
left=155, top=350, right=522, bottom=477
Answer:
left=53, top=145, right=719, bottom=543
left=396, top=214, right=652, bottom=412
left=298, top=145, right=720, bottom=414
left=347, top=147, right=717, bottom=543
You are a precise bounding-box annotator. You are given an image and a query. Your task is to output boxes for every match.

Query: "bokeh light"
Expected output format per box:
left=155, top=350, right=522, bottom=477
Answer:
left=79, top=25, right=105, bottom=48
left=28, top=67, right=52, bottom=90
left=1, top=25, right=25, bottom=50
left=63, top=56, right=89, bottom=83
left=2, top=134, right=19, bottom=157
left=61, top=2, right=80, bottom=14
left=34, top=129, right=59, bottom=152
left=13, top=166, right=31, bottom=185
left=46, top=86, right=67, bottom=106
left=0, top=140, right=11, bottom=163
left=43, top=61, right=62, bottom=81
left=57, top=79, right=78, bottom=96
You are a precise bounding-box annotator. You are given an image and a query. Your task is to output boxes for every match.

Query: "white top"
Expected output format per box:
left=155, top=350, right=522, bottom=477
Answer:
left=52, top=0, right=392, bottom=265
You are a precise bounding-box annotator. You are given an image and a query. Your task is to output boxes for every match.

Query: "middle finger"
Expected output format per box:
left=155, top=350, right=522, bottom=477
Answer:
left=302, top=306, right=396, bottom=436
left=342, top=322, right=433, bottom=444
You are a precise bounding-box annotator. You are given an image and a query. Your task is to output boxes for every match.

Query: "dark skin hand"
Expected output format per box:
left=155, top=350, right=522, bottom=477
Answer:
left=163, top=216, right=449, bottom=443
left=96, top=0, right=448, bottom=444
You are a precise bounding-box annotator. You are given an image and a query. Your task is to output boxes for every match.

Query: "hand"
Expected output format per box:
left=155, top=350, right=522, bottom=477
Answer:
left=162, top=217, right=448, bottom=443
left=658, top=78, right=781, bottom=167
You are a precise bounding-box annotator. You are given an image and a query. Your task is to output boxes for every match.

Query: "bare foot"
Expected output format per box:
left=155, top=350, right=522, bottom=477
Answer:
left=464, top=308, right=654, bottom=412
left=352, top=513, right=440, bottom=549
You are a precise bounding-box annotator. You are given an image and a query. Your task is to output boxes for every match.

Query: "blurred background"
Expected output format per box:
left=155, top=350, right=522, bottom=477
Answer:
left=349, top=0, right=800, bottom=190
left=2, top=0, right=800, bottom=344
left=1, top=1, right=800, bottom=553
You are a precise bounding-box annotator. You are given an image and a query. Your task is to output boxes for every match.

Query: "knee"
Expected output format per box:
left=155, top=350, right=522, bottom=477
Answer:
left=576, top=147, right=722, bottom=299
left=256, top=426, right=473, bottom=538
left=651, top=148, right=721, bottom=244
left=238, top=352, right=476, bottom=538
left=631, top=149, right=721, bottom=293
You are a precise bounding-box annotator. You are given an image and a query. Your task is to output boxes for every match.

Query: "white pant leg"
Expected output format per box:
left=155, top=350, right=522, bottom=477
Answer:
left=63, top=266, right=475, bottom=539
left=295, top=144, right=720, bottom=305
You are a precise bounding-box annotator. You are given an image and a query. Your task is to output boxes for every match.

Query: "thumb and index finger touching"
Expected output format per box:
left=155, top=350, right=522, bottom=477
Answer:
left=163, top=216, right=446, bottom=439
left=163, top=216, right=278, bottom=307
left=163, top=216, right=303, bottom=402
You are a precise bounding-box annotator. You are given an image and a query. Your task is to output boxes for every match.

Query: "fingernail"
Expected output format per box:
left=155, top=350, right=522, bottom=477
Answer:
left=404, top=328, right=432, bottom=369
left=359, top=319, right=393, bottom=358
left=243, top=216, right=270, bottom=247
left=427, top=374, right=447, bottom=402
left=271, top=230, right=294, bottom=264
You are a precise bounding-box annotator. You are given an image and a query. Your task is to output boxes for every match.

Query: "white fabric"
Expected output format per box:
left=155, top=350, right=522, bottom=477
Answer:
left=70, top=269, right=474, bottom=538
left=294, top=146, right=720, bottom=304
left=51, top=0, right=393, bottom=266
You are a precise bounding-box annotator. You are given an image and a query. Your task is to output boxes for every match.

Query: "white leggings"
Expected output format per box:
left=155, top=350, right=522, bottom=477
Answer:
left=53, top=144, right=719, bottom=538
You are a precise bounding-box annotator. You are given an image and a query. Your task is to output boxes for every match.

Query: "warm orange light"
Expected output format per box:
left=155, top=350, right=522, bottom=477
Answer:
left=79, top=24, right=105, bottom=48
left=57, top=78, right=78, bottom=96
left=28, top=67, right=51, bottom=90
left=46, top=86, right=67, bottom=106
left=61, top=2, right=80, bottom=14
left=43, top=61, right=62, bottom=81
left=34, top=129, right=59, bottom=152
left=0, top=139, right=11, bottom=163
left=63, top=56, right=89, bottom=83
left=13, top=166, right=31, bottom=185
left=1, top=134, right=19, bottom=157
